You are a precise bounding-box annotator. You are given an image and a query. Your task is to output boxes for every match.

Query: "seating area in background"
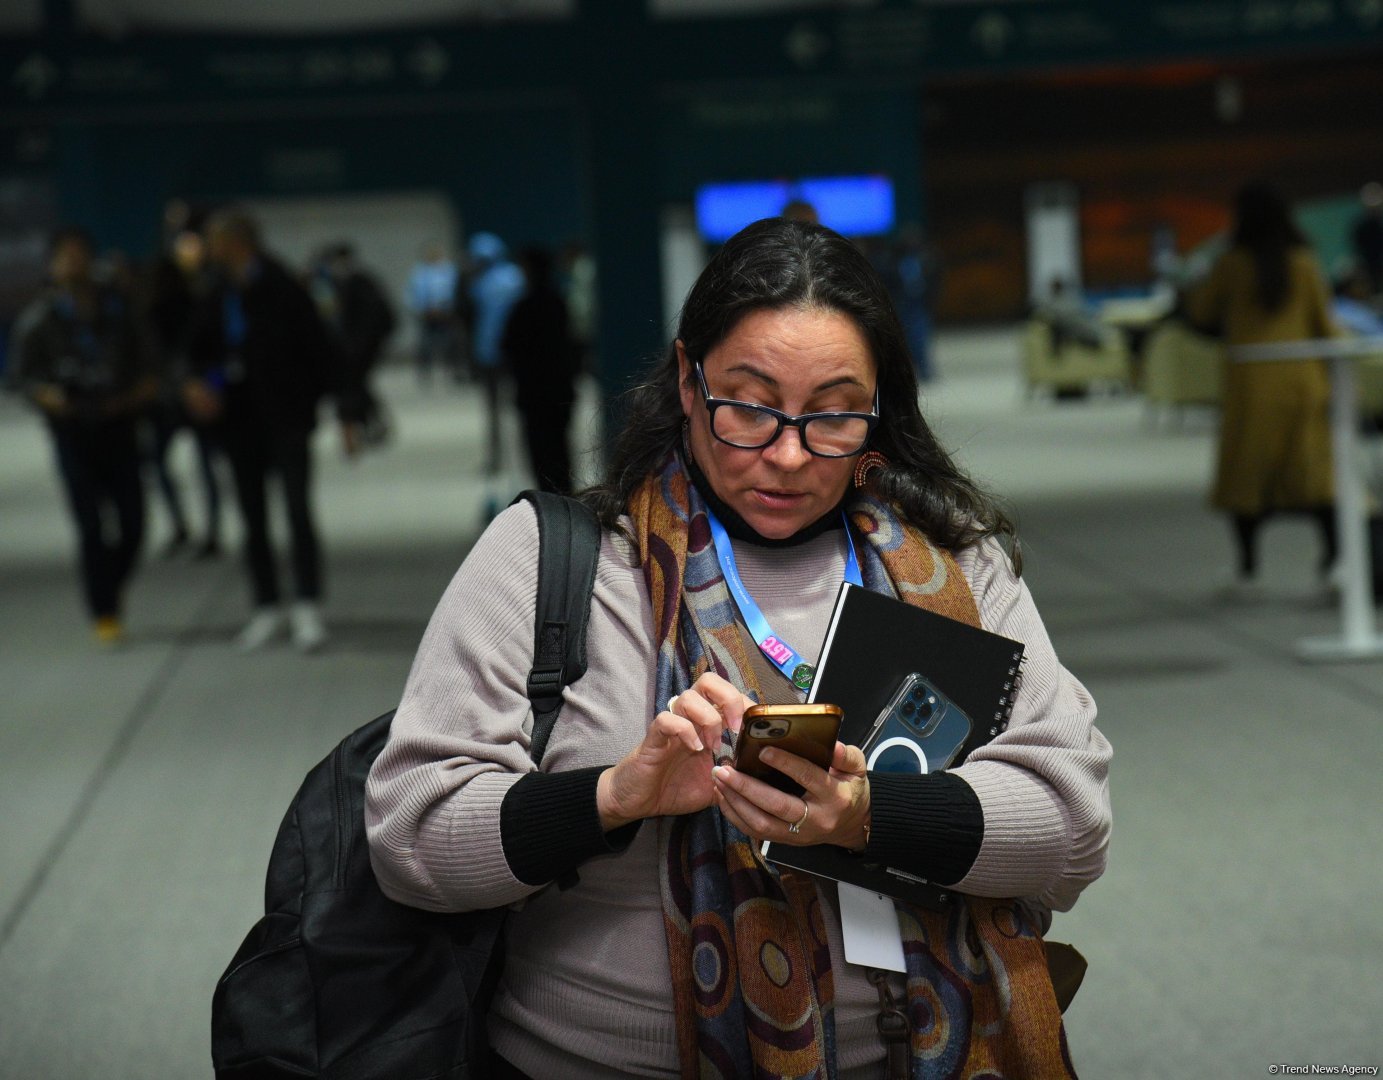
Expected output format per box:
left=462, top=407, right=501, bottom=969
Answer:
left=1139, top=319, right=1223, bottom=426
left=1358, top=352, right=1383, bottom=430
left=1019, top=310, right=1383, bottom=456
left=1020, top=318, right=1134, bottom=398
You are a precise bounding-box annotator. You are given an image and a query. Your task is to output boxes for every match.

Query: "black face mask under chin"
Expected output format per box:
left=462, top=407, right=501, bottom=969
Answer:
left=679, top=442, right=845, bottom=549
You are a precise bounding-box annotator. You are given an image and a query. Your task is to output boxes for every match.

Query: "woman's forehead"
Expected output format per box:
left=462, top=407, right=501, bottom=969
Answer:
left=707, top=306, right=875, bottom=383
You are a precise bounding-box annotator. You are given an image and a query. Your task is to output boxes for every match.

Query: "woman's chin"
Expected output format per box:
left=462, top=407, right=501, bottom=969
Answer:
left=738, top=500, right=816, bottom=540
left=750, top=520, right=800, bottom=541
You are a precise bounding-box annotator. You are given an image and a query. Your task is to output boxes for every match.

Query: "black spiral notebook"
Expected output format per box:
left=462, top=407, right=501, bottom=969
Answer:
left=761, top=581, right=1025, bottom=910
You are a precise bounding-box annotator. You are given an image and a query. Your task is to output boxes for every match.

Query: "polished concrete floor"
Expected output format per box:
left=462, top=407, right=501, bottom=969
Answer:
left=1, top=329, right=1379, bottom=1078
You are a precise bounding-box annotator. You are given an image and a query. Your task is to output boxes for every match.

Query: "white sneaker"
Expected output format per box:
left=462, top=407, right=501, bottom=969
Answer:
left=290, top=601, right=328, bottom=653
left=237, top=608, right=285, bottom=651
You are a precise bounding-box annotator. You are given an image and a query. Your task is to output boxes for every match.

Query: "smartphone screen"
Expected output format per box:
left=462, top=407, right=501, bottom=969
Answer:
left=731, top=704, right=843, bottom=796
left=859, top=673, right=972, bottom=775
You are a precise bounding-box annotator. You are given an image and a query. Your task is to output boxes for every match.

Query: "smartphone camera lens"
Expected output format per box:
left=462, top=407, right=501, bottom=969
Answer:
left=750, top=718, right=791, bottom=739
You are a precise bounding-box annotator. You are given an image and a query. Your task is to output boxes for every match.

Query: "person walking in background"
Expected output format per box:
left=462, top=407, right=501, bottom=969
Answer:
left=11, top=226, right=157, bottom=645
left=467, top=231, right=525, bottom=498
left=560, top=240, right=597, bottom=375
left=1185, top=182, right=1339, bottom=597
left=407, top=242, right=458, bottom=386
left=886, top=225, right=941, bottom=383
left=318, top=243, right=397, bottom=447
left=140, top=200, right=224, bottom=558
left=502, top=246, right=579, bottom=493
left=184, top=210, right=363, bottom=653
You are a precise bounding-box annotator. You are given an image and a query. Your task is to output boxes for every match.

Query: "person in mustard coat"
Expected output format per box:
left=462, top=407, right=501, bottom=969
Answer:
left=1186, top=183, right=1338, bottom=594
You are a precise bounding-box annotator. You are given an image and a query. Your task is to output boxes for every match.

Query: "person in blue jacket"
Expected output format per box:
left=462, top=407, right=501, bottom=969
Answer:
left=467, top=232, right=525, bottom=482
left=11, top=226, right=157, bottom=644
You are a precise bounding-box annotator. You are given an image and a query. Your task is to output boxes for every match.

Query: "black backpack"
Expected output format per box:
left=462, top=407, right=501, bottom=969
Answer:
left=211, top=491, right=601, bottom=1079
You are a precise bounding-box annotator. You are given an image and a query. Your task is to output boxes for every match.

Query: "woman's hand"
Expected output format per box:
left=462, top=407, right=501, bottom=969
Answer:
left=596, top=673, right=752, bottom=831
left=712, top=739, right=871, bottom=850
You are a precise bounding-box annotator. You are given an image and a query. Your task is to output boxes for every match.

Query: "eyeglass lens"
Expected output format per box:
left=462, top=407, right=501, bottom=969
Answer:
left=711, top=405, right=872, bottom=456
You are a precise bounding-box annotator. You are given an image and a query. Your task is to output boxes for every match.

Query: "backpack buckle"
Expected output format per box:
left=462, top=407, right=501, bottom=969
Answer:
left=526, top=664, right=565, bottom=705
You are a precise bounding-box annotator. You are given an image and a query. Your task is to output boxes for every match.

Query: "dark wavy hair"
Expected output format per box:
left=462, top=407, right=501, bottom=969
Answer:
left=1231, top=182, right=1307, bottom=313
left=579, top=217, right=1018, bottom=564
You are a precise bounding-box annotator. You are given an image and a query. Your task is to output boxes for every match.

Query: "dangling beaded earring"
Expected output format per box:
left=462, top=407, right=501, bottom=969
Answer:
left=852, top=450, right=889, bottom=489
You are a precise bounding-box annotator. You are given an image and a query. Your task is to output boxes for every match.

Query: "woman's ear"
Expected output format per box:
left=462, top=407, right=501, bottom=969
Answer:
left=675, top=340, right=694, bottom=419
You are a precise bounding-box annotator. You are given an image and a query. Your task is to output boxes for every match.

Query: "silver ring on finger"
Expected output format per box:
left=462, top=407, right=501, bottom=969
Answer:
left=786, top=801, right=810, bottom=834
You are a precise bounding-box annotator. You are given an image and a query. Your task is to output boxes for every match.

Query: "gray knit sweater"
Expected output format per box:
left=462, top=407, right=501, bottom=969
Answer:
left=365, top=501, right=1111, bottom=1078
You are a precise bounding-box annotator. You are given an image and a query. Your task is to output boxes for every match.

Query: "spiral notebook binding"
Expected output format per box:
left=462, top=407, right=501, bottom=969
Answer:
left=988, top=650, right=1026, bottom=739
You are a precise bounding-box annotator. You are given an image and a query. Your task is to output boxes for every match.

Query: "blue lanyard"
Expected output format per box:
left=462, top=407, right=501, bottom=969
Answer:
left=705, top=506, right=863, bottom=690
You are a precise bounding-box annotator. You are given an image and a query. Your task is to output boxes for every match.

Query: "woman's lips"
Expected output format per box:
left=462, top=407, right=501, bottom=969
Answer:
left=752, top=488, right=808, bottom=509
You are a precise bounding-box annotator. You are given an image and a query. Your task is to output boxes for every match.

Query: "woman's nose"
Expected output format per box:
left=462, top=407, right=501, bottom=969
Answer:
left=762, top=425, right=811, bottom=469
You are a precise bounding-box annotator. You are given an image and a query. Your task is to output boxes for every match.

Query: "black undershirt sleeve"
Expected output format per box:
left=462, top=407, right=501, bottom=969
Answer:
left=500, top=766, right=642, bottom=887
left=862, top=771, right=984, bottom=887
left=501, top=766, right=983, bottom=890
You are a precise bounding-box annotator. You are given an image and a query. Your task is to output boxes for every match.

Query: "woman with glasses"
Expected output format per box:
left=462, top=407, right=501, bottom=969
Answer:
left=366, top=217, right=1111, bottom=1079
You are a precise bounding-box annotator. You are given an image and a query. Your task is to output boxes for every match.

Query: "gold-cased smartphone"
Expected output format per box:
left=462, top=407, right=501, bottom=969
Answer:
left=731, top=703, right=844, bottom=796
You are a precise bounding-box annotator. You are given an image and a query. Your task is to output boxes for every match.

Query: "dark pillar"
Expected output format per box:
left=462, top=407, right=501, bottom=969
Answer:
left=44, top=0, right=76, bottom=40
left=577, top=0, right=665, bottom=453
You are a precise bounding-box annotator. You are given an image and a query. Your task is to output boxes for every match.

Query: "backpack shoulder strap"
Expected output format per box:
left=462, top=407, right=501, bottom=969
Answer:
left=513, top=490, right=601, bottom=765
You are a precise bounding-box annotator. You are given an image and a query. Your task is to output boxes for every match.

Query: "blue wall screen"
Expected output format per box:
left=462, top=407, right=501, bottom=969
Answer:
left=694, top=175, right=895, bottom=242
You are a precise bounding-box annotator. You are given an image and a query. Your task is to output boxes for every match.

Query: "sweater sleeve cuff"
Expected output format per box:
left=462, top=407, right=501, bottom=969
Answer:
left=865, top=771, right=984, bottom=887
left=500, top=766, right=642, bottom=886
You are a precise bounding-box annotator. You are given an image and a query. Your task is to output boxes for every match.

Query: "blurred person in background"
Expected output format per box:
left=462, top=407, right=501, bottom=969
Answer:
left=407, top=242, right=459, bottom=385
left=467, top=231, right=525, bottom=492
left=140, top=199, right=223, bottom=558
left=184, top=210, right=363, bottom=653
left=501, top=246, right=579, bottom=493
left=314, top=242, right=397, bottom=448
left=881, top=225, right=940, bottom=383
left=560, top=239, right=597, bottom=375
left=1032, top=274, right=1111, bottom=352
left=11, top=226, right=157, bottom=645
left=855, top=216, right=940, bottom=385
left=1350, top=181, right=1383, bottom=302
left=1331, top=256, right=1383, bottom=335
left=1185, top=182, right=1339, bottom=597
left=781, top=198, right=820, bottom=225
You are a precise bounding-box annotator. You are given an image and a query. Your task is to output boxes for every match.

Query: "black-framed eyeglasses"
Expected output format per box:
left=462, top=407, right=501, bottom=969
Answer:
left=693, top=362, right=879, bottom=458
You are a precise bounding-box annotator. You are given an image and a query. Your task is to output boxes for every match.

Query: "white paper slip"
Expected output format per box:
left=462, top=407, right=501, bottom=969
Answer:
left=838, top=881, right=906, bottom=973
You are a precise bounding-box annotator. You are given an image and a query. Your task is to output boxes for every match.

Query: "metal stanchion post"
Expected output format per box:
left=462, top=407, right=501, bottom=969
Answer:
left=1297, top=350, right=1383, bottom=660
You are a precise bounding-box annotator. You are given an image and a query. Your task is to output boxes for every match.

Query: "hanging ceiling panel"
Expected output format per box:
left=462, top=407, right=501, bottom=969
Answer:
left=650, top=0, right=877, bottom=17
left=77, top=0, right=574, bottom=34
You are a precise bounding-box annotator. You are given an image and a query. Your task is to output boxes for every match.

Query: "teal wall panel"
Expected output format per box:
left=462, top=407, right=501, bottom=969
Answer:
left=52, top=103, right=587, bottom=259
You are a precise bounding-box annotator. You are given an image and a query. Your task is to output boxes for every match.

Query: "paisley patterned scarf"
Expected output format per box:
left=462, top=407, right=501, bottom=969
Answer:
left=627, top=451, right=1075, bottom=1080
